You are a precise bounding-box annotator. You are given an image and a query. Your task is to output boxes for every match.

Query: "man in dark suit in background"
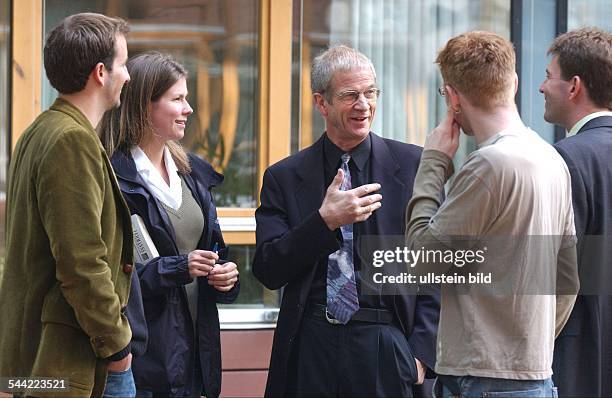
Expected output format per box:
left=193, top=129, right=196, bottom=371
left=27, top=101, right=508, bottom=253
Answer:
left=540, top=27, right=612, bottom=397
left=253, top=45, right=439, bottom=397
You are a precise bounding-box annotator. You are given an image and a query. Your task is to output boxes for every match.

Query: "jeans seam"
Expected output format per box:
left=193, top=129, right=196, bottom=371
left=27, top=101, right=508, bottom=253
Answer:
left=460, top=376, right=474, bottom=397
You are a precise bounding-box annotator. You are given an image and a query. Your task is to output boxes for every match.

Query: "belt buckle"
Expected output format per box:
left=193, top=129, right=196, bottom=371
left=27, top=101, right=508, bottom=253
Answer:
left=325, top=308, right=342, bottom=325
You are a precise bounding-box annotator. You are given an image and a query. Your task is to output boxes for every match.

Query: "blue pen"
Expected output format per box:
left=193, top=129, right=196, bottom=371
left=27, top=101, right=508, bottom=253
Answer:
left=211, top=242, right=219, bottom=268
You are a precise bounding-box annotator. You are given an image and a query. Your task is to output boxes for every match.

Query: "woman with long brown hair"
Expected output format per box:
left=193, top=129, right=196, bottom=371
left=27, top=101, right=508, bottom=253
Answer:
left=100, top=52, right=239, bottom=398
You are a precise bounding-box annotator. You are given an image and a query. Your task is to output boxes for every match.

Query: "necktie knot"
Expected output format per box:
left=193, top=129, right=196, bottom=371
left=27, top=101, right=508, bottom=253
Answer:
left=341, top=153, right=351, bottom=165
left=339, top=153, right=352, bottom=191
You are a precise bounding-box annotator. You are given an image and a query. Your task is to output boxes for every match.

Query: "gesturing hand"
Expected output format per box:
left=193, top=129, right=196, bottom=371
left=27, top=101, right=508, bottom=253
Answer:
left=319, top=169, right=383, bottom=231
left=188, top=250, right=218, bottom=278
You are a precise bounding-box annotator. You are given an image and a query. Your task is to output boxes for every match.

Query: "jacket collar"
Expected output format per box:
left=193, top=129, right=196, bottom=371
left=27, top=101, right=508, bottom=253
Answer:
left=369, top=132, right=406, bottom=242
left=295, top=132, right=399, bottom=180
left=111, top=149, right=141, bottom=185
left=579, top=115, right=612, bottom=133
left=111, top=149, right=223, bottom=190
left=294, top=134, right=327, bottom=220
left=370, top=132, right=401, bottom=177
left=187, top=153, right=224, bottom=189
left=323, top=134, right=371, bottom=171
left=50, top=98, right=96, bottom=134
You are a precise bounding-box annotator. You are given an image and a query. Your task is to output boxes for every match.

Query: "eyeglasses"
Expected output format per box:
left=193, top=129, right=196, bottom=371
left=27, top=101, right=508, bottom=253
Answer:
left=333, top=88, right=381, bottom=105
left=438, top=86, right=446, bottom=97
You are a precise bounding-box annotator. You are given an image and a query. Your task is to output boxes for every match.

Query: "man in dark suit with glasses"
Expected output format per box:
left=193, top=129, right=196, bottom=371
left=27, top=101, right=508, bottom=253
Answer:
left=253, top=44, right=440, bottom=397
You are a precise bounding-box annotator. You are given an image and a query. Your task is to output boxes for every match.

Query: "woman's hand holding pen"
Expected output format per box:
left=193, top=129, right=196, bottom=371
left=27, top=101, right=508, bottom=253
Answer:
left=188, top=249, right=239, bottom=291
left=208, top=262, right=239, bottom=292
left=188, top=250, right=218, bottom=277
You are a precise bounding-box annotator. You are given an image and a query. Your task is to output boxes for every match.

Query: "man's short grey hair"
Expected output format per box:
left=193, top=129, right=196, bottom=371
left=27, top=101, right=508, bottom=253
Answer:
left=310, top=45, right=376, bottom=96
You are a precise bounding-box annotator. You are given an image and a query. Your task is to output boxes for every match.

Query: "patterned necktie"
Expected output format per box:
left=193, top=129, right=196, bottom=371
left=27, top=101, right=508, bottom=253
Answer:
left=326, top=153, right=360, bottom=324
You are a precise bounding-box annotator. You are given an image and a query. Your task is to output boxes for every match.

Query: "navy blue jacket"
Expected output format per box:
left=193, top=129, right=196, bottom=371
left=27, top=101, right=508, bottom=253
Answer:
left=253, top=133, right=440, bottom=397
left=553, top=116, right=612, bottom=398
left=112, top=150, right=239, bottom=398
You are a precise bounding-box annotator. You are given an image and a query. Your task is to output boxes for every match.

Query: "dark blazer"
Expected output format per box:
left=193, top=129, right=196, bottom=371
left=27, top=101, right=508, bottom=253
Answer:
left=253, top=133, right=440, bottom=397
left=112, top=150, right=239, bottom=398
left=553, top=116, right=612, bottom=398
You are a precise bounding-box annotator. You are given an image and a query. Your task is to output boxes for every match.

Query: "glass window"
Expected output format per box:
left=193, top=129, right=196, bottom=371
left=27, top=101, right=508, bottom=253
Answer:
left=291, top=0, right=511, bottom=166
left=568, top=0, right=612, bottom=30
left=220, top=244, right=278, bottom=308
left=518, top=0, right=557, bottom=144
left=43, top=0, right=259, bottom=208
left=218, top=244, right=279, bottom=328
left=0, top=0, right=9, bottom=275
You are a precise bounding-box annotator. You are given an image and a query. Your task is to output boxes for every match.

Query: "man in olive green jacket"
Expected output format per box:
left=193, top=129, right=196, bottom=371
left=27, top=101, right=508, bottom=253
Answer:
left=0, top=13, right=134, bottom=397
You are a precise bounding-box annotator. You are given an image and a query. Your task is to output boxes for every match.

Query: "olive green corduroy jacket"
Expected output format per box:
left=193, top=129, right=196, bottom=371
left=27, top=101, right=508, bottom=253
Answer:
left=0, top=98, right=134, bottom=397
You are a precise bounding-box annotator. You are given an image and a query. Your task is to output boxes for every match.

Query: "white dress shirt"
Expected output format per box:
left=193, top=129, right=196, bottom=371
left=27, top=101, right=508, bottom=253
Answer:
left=131, top=145, right=183, bottom=210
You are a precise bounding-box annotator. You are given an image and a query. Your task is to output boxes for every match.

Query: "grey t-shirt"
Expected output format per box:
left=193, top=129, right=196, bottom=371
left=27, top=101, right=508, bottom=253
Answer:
left=406, top=127, right=578, bottom=380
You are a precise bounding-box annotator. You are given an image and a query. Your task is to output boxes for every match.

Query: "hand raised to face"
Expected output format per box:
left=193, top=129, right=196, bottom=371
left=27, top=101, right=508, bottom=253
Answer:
left=424, top=109, right=461, bottom=159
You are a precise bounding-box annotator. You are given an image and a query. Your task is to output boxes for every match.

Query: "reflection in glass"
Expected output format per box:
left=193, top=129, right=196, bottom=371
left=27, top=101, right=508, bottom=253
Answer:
left=291, top=0, right=511, bottom=168
left=44, top=0, right=259, bottom=208
left=0, top=0, right=9, bottom=274
left=568, top=0, right=612, bottom=30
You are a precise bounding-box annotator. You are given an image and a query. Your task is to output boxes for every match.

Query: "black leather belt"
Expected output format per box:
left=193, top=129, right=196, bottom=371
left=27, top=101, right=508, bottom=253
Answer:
left=305, top=303, right=393, bottom=324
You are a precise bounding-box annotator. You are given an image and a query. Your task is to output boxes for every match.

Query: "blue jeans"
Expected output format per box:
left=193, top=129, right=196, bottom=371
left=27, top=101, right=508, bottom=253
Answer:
left=434, top=375, right=558, bottom=398
left=103, top=367, right=136, bottom=398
